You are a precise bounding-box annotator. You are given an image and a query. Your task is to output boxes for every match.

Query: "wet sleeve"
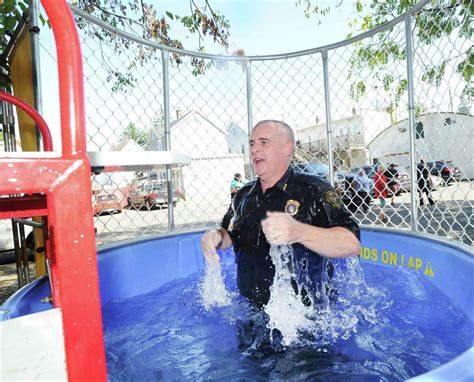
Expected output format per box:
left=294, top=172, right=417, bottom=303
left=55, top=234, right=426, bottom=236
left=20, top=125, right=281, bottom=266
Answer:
left=311, top=184, right=360, bottom=241
left=221, top=205, right=233, bottom=230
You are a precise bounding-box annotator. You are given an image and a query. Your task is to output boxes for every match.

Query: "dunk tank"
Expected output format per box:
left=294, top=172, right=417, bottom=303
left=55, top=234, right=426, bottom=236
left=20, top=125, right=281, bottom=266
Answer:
left=1, top=0, right=473, bottom=381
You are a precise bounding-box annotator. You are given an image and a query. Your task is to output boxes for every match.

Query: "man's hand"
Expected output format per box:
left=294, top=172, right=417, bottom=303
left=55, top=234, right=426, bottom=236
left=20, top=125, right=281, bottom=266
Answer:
left=261, top=211, right=300, bottom=245
left=201, top=229, right=223, bottom=264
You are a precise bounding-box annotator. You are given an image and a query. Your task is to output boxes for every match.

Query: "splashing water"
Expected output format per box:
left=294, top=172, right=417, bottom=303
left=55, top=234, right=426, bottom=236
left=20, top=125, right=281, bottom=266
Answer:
left=264, top=245, right=383, bottom=348
left=199, top=245, right=383, bottom=349
left=200, top=261, right=231, bottom=311
left=264, top=245, right=314, bottom=346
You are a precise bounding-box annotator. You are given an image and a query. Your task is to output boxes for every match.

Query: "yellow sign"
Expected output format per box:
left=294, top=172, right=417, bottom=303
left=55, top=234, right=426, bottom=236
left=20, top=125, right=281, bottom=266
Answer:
left=359, top=246, right=435, bottom=278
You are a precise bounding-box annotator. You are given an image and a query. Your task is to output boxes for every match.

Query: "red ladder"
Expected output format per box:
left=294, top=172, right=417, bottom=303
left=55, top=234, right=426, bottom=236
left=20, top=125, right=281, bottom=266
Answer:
left=0, top=1, right=106, bottom=380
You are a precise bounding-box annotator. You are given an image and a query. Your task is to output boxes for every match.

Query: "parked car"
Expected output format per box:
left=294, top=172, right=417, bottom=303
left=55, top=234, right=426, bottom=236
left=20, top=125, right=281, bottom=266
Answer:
left=292, top=162, right=329, bottom=180
left=430, top=175, right=444, bottom=190
left=93, top=192, right=122, bottom=215
left=128, top=180, right=179, bottom=209
left=335, top=172, right=355, bottom=203
left=426, top=160, right=461, bottom=184
left=334, top=171, right=374, bottom=211
left=398, top=170, right=443, bottom=192
left=386, top=166, right=410, bottom=194
left=351, top=165, right=409, bottom=195
left=351, top=165, right=378, bottom=179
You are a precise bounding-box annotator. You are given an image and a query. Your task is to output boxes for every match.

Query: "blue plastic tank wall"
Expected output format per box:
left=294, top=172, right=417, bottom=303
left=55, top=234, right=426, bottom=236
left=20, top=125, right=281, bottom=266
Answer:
left=1, top=228, right=473, bottom=324
left=359, top=228, right=474, bottom=323
left=97, top=232, right=206, bottom=306
left=1, top=228, right=473, bottom=379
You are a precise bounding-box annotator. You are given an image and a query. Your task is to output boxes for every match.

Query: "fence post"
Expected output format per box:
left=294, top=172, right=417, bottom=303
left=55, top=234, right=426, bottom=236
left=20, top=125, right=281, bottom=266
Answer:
left=405, top=14, right=419, bottom=232
left=245, top=60, right=254, bottom=180
left=161, top=50, right=174, bottom=231
left=322, top=50, right=335, bottom=187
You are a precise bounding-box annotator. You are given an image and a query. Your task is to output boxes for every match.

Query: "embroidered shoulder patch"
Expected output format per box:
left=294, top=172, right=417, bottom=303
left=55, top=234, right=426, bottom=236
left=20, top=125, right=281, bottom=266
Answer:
left=325, top=191, right=342, bottom=209
left=285, top=199, right=300, bottom=216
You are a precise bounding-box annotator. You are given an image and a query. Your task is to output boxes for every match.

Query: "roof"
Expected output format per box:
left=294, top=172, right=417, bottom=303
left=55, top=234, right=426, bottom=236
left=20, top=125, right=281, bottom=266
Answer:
left=146, top=110, right=227, bottom=151
left=111, top=139, right=145, bottom=152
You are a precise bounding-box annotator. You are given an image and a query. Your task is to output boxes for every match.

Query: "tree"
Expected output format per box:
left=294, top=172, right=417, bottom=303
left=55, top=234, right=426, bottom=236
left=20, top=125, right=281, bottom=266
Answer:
left=119, top=122, right=148, bottom=147
left=298, top=0, right=472, bottom=120
left=0, top=0, right=231, bottom=90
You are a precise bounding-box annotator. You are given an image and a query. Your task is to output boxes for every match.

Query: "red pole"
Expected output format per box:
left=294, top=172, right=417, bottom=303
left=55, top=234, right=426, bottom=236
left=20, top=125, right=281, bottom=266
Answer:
left=41, top=0, right=86, bottom=157
left=38, top=0, right=107, bottom=380
left=0, top=92, right=53, bottom=151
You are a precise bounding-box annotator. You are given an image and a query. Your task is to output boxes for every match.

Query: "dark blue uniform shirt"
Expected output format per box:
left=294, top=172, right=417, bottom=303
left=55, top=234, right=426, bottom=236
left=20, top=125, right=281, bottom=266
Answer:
left=221, top=167, right=360, bottom=306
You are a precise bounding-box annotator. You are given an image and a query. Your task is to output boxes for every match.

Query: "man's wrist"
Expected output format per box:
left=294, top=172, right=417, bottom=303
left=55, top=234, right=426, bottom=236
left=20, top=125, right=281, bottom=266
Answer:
left=216, top=228, right=225, bottom=249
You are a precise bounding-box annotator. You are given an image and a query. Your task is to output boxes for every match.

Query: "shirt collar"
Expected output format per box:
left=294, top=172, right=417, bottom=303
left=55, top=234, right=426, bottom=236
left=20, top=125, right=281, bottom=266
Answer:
left=248, top=166, right=293, bottom=196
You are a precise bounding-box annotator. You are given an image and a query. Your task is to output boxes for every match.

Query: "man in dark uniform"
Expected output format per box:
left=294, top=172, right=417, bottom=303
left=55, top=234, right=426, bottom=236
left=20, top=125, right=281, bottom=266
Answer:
left=384, top=163, right=399, bottom=206
left=201, top=120, right=360, bottom=308
left=417, top=159, right=435, bottom=207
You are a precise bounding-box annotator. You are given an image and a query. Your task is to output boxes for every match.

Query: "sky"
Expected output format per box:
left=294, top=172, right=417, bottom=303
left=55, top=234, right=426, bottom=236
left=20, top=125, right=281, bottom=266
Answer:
left=36, top=1, right=470, bottom=151
left=158, top=0, right=356, bottom=55
left=38, top=1, right=358, bottom=149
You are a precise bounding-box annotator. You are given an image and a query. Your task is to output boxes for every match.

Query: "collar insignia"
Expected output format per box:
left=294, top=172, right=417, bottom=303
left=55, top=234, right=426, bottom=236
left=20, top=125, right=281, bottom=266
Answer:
left=285, top=199, right=300, bottom=216
left=325, top=191, right=343, bottom=209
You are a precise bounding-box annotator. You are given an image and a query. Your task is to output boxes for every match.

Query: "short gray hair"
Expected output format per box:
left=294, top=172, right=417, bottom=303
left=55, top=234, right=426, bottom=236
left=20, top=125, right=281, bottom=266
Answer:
left=254, top=120, right=295, bottom=146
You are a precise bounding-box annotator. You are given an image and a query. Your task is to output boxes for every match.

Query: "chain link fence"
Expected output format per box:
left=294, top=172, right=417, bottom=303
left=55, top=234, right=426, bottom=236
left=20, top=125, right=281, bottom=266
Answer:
left=70, top=0, right=473, bottom=247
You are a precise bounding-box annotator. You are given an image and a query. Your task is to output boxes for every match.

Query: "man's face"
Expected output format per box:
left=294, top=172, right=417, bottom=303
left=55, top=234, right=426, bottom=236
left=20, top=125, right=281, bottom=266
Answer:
left=249, top=122, right=292, bottom=181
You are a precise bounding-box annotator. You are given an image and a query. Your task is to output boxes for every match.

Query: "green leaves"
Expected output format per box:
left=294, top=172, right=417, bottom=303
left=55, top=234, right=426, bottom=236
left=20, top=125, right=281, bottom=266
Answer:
left=119, top=123, right=149, bottom=147
left=421, top=62, right=447, bottom=87
left=456, top=47, right=473, bottom=83
left=298, top=0, right=473, bottom=122
left=70, top=1, right=231, bottom=92
left=0, top=0, right=45, bottom=56
left=350, top=81, right=367, bottom=101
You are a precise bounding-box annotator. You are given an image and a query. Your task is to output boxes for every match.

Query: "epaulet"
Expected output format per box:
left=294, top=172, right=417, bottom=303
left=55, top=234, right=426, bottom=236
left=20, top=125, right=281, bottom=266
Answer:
left=292, top=170, right=331, bottom=189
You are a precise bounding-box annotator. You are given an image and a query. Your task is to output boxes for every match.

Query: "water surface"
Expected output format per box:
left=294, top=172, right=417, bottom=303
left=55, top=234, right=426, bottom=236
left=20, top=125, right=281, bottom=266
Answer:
left=103, top=250, right=471, bottom=381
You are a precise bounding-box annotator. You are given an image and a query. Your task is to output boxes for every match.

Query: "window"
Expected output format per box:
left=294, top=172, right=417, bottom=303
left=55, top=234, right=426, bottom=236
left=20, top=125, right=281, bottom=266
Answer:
left=415, top=122, right=424, bottom=139
left=444, top=117, right=455, bottom=125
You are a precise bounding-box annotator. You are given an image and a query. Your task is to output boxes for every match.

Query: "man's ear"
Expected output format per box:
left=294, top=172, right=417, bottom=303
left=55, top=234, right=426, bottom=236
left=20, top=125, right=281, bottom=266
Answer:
left=284, top=142, right=293, bottom=157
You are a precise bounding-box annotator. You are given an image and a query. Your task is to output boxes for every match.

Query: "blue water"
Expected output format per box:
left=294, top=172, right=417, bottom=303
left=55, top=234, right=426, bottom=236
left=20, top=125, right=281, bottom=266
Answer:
left=102, top=253, right=471, bottom=381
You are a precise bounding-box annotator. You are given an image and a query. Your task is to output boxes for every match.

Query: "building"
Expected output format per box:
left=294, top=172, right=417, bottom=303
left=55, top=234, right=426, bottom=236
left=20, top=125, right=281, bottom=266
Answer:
left=226, top=121, right=248, bottom=157
left=296, top=109, right=391, bottom=170
left=150, top=110, right=246, bottom=217
left=368, top=112, right=473, bottom=179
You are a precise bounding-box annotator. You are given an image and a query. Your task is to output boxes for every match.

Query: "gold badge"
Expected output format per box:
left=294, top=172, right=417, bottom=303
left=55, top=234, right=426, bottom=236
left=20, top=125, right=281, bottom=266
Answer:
left=325, top=191, right=342, bottom=209
left=285, top=199, right=300, bottom=216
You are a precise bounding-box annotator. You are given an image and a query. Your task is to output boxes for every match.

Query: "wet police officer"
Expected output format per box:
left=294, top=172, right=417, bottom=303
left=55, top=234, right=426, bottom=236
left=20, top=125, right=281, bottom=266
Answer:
left=201, top=120, right=360, bottom=308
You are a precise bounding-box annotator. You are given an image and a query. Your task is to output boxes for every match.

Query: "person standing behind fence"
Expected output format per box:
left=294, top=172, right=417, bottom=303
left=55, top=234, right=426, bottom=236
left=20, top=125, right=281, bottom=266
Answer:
left=374, top=165, right=388, bottom=223
left=230, top=173, right=245, bottom=199
left=417, top=159, right=435, bottom=207
left=384, top=163, right=399, bottom=206
left=354, top=169, right=371, bottom=213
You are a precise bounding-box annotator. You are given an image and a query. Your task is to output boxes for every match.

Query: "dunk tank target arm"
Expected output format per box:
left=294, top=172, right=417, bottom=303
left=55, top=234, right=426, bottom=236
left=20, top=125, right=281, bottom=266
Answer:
left=0, top=0, right=106, bottom=380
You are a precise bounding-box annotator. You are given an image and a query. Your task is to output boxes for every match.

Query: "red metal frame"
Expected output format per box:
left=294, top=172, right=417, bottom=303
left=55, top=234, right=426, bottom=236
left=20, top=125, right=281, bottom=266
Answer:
left=0, top=1, right=107, bottom=380
left=0, top=93, right=53, bottom=151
